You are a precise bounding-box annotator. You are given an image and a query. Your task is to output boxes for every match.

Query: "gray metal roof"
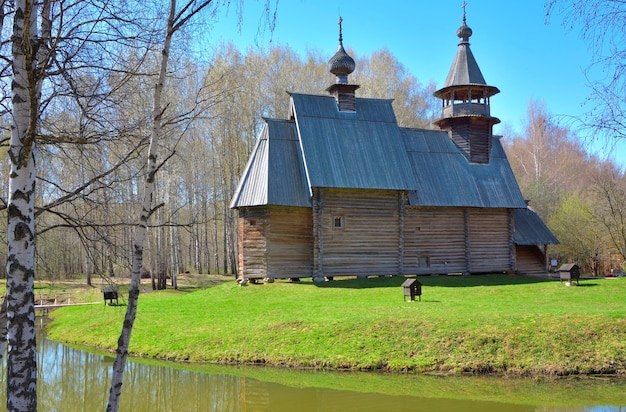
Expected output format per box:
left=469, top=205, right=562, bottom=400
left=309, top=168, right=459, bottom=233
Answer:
left=229, top=119, right=311, bottom=209
left=290, top=93, right=418, bottom=190
left=402, top=128, right=528, bottom=208
left=232, top=95, right=541, bottom=215
left=513, top=208, right=560, bottom=245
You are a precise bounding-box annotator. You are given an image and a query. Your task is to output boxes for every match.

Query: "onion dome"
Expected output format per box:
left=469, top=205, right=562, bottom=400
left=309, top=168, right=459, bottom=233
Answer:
left=456, top=23, right=473, bottom=42
left=328, top=17, right=355, bottom=83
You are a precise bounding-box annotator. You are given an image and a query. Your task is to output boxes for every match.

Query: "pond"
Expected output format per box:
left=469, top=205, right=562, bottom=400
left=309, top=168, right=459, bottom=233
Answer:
left=1, top=326, right=626, bottom=411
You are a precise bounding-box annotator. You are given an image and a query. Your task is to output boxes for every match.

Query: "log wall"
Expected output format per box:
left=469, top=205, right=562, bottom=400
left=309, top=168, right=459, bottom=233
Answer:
left=515, top=245, right=548, bottom=275
left=238, top=207, right=268, bottom=279
left=404, top=207, right=467, bottom=274
left=237, top=196, right=529, bottom=279
left=316, top=188, right=401, bottom=276
left=468, top=208, right=512, bottom=272
left=404, top=207, right=514, bottom=274
left=238, top=206, right=313, bottom=279
left=266, top=206, right=313, bottom=278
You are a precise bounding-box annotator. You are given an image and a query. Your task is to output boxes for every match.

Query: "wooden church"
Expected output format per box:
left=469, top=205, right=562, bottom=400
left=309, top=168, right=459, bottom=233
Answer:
left=230, top=12, right=558, bottom=281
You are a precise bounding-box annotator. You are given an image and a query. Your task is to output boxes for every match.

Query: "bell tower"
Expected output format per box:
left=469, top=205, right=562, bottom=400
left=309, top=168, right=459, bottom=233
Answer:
left=433, top=4, right=500, bottom=164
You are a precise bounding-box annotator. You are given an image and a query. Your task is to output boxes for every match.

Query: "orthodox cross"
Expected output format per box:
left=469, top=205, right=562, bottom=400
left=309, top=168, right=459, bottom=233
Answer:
left=339, top=16, right=343, bottom=43
left=462, top=1, right=468, bottom=23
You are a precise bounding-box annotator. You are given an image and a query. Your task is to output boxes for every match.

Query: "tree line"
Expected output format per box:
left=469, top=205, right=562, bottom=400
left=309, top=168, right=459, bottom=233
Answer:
left=503, top=100, right=626, bottom=275
left=0, top=43, right=438, bottom=285
left=3, top=43, right=624, bottom=284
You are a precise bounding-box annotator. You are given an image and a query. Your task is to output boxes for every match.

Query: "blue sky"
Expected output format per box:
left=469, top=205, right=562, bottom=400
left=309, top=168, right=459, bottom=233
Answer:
left=202, top=0, right=625, bottom=167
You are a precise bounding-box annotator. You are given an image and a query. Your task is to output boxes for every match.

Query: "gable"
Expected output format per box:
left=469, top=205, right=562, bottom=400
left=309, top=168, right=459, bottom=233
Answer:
left=230, top=118, right=310, bottom=208
left=290, top=93, right=419, bottom=191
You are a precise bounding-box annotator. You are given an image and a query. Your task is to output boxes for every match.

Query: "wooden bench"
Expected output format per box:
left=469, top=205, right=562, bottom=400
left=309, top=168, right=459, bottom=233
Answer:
left=36, top=292, right=72, bottom=306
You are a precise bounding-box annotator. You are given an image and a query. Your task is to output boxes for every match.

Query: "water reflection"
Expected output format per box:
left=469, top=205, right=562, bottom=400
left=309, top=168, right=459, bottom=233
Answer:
left=1, top=331, right=625, bottom=411
left=33, top=338, right=530, bottom=412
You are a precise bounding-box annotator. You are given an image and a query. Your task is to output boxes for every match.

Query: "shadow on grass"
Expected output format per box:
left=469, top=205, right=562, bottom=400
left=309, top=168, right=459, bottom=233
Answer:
left=564, top=282, right=600, bottom=288
left=309, top=273, right=555, bottom=289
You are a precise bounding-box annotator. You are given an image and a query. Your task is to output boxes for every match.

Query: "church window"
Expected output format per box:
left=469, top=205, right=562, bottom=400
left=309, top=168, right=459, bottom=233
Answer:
left=333, top=216, right=344, bottom=229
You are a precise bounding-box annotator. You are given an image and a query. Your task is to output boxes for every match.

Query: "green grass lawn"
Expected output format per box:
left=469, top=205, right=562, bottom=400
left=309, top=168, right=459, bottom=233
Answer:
left=46, top=274, right=626, bottom=376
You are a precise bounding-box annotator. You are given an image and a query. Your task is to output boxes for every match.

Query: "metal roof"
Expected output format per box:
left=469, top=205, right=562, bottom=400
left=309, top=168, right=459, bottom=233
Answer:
left=402, top=128, right=528, bottom=208
left=513, top=208, right=560, bottom=245
left=290, top=93, right=419, bottom=190
left=229, top=118, right=311, bottom=209
left=232, top=95, right=541, bottom=215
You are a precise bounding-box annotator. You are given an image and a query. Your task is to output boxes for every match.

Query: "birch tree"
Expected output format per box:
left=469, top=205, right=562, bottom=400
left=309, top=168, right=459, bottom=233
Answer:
left=2, top=1, right=154, bottom=409
left=105, top=0, right=180, bottom=396
left=5, top=0, right=48, bottom=408
left=106, top=0, right=237, bottom=409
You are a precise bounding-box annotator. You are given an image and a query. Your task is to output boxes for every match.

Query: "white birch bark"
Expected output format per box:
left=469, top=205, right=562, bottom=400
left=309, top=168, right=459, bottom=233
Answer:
left=5, top=0, right=39, bottom=409
left=105, top=2, right=176, bottom=410
left=106, top=0, right=248, bottom=408
left=0, top=299, right=7, bottom=366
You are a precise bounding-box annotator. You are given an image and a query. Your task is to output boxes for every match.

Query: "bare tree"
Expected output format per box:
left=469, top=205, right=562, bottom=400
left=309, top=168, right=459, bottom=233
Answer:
left=354, top=48, right=438, bottom=128
left=592, top=164, right=626, bottom=264
left=106, top=1, right=225, bottom=410
left=546, top=0, right=626, bottom=141
left=504, top=100, right=591, bottom=220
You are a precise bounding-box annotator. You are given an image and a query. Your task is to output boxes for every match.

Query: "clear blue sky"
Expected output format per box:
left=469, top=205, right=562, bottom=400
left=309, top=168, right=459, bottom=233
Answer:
left=202, top=0, right=625, bottom=168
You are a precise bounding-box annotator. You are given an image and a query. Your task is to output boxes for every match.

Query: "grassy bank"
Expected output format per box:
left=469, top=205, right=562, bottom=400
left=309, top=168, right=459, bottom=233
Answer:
left=46, top=274, right=626, bottom=376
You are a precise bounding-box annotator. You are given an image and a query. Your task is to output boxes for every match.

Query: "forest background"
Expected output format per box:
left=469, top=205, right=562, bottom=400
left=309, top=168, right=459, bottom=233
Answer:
left=1, top=9, right=625, bottom=286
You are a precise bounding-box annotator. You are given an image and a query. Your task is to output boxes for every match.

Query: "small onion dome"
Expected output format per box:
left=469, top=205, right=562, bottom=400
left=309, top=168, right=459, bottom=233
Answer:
left=456, top=23, right=472, bottom=40
left=329, top=44, right=355, bottom=77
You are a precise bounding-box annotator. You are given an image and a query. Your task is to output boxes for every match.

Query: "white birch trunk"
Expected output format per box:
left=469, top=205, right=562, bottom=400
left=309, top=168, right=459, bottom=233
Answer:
left=106, top=2, right=176, bottom=411
left=5, top=0, right=39, bottom=410
left=0, top=299, right=7, bottom=364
